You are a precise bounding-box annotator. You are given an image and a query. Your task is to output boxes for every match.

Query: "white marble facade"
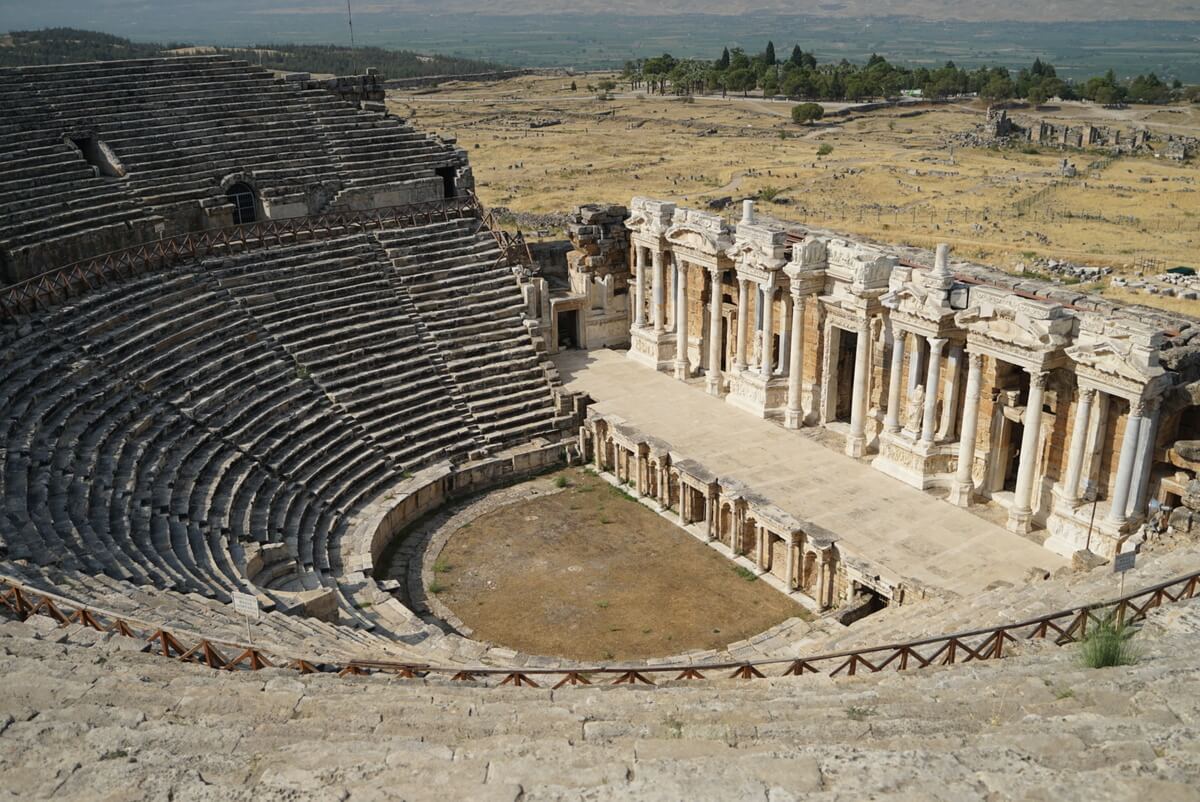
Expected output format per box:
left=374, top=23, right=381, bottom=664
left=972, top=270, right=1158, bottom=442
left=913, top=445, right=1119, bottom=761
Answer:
left=624, top=196, right=1180, bottom=560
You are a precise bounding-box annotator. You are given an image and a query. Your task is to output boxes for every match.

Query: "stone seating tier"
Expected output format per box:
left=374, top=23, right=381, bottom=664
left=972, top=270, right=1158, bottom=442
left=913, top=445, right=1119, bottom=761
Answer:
left=0, top=222, right=561, bottom=627
left=0, top=56, right=467, bottom=282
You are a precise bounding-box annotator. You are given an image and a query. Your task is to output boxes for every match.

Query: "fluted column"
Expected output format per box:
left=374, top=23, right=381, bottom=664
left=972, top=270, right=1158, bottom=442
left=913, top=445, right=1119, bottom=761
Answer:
left=735, top=278, right=749, bottom=371
left=884, top=324, right=906, bottom=433
left=633, top=245, right=646, bottom=328
left=846, top=316, right=872, bottom=458
left=706, top=267, right=723, bottom=396
left=1107, top=400, right=1145, bottom=527
left=949, top=353, right=984, bottom=507
left=920, top=337, right=947, bottom=443
left=1009, top=370, right=1046, bottom=532
left=1128, top=399, right=1160, bottom=519
left=651, top=249, right=665, bottom=333
left=674, top=261, right=690, bottom=379
left=1062, top=386, right=1095, bottom=504
left=784, top=291, right=806, bottom=429
left=759, top=286, right=775, bottom=378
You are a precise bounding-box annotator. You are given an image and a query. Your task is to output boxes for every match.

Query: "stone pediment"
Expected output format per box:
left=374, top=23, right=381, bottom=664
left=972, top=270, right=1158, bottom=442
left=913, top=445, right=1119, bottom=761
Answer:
left=665, top=223, right=729, bottom=256
left=955, top=299, right=1073, bottom=355
left=1066, top=325, right=1166, bottom=388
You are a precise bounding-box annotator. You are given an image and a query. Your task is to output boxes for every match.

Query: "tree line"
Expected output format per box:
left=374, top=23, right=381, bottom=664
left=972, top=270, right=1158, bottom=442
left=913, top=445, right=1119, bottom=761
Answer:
left=0, top=28, right=503, bottom=79
left=622, top=44, right=1196, bottom=105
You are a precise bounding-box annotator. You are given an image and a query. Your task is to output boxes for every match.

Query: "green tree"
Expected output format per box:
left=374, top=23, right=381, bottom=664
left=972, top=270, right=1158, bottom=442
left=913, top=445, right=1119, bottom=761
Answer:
left=764, top=40, right=776, bottom=66
left=791, top=102, right=824, bottom=124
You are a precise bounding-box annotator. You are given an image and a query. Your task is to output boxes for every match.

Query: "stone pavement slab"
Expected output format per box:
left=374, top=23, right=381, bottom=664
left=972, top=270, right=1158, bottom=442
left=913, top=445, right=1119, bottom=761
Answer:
left=555, top=349, right=1067, bottom=598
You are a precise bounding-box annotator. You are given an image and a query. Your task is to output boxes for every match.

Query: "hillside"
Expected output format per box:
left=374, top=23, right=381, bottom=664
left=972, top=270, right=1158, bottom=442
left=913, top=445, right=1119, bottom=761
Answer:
left=0, top=28, right=504, bottom=77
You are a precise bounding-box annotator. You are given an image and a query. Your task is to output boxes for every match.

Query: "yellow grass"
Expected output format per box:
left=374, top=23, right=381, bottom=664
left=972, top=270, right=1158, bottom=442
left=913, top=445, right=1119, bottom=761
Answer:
left=392, top=75, right=1200, bottom=314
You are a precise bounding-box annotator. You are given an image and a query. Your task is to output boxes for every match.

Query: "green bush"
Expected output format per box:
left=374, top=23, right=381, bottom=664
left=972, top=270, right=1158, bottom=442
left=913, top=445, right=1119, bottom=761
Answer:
left=791, top=102, right=824, bottom=125
left=1078, top=612, right=1139, bottom=669
left=554, top=475, right=569, bottom=489
left=817, top=143, right=833, bottom=157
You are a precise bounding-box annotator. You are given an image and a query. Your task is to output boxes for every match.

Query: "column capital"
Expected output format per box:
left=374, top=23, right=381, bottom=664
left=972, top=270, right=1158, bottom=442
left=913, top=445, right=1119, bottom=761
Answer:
left=1026, top=368, right=1048, bottom=390
left=1077, top=385, right=1098, bottom=403
left=707, top=264, right=723, bottom=279
left=856, top=313, right=872, bottom=335
left=927, top=335, right=948, bottom=349
left=968, top=351, right=984, bottom=370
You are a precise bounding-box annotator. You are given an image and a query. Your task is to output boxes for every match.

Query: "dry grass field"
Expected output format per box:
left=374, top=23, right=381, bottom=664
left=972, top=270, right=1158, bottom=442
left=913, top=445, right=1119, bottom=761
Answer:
left=392, top=75, right=1200, bottom=312
left=433, top=468, right=806, bottom=661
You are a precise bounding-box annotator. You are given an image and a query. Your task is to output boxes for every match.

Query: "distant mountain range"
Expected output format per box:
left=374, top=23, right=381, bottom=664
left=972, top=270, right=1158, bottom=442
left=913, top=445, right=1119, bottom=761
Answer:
left=370, top=0, right=1200, bottom=21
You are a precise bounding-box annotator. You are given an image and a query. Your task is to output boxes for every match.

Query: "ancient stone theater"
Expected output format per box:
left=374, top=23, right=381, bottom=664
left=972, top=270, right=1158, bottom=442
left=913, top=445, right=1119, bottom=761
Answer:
left=2, top=55, right=1199, bottom=800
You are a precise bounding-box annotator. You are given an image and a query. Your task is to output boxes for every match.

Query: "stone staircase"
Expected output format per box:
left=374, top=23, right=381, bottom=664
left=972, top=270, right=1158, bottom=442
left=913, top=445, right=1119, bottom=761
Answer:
left=1, top=593, right=1197, bottom=800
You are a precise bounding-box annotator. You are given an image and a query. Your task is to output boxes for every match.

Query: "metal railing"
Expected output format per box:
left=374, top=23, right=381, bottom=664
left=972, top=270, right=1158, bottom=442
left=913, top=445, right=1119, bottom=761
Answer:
left=0, top=195, right=483, bottom=322
left=2, top=568, right=1196, bottom=688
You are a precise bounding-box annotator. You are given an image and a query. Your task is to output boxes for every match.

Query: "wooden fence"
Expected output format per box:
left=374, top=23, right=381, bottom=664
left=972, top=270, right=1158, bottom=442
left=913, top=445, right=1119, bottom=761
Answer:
left=2, top=568, right=1196, bottom=688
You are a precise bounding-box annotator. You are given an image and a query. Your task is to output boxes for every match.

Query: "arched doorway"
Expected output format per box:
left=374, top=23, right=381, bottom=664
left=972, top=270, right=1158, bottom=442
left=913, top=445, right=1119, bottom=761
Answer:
left=227, top=182, right=258, bottom=225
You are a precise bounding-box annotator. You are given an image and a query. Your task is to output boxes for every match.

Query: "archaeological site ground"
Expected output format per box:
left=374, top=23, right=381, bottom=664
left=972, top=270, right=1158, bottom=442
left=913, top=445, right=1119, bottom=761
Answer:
left=1, top=42, right=1200, bottom=802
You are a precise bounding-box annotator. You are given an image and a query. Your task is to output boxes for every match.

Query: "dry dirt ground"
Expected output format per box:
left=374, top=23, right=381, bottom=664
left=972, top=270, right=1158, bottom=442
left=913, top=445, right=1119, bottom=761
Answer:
left=432, top=468, right=807, bottom=662
left=392, top=75, right=1200, bottom=313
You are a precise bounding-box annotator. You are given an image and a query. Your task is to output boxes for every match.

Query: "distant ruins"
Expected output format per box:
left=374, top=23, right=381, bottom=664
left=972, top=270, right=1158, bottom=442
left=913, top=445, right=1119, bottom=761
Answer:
left=981, top=108, right=1196, bottom=159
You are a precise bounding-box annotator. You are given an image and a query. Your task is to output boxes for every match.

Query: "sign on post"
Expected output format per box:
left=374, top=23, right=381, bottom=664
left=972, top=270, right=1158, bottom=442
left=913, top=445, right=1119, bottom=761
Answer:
left=232, top=591, right=260, bottom=647
left=1113, top=551, right=1136, bottom=574
left=232, top=591, right=260, bottom=620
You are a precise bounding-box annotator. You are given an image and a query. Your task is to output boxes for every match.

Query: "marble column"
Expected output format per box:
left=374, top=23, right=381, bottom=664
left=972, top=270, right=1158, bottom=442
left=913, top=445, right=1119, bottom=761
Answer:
left=784, top=292, right=806, bottom=429
left=633, top=245, right=646, bottom=328
left=1010, top=370, right=1047, bottom=531
left=652, top=249, right=665, bottom=333
left=949, top=353, right=984, bottom=507
left=759, top=286, right=775, bottom=378
left=784, top=540, right=795, bottom=591
left=1062, top=386, right=1095, bottom=504
left=706, top=267, right=723, bottom=396
left=674, top=262, right=690, bottom=379
left=846, top=317, right=872, bottom=458
left=1128, top=399, right=1160, bottom=519
left=937, top=343, right=964, bottom=440
left=1107, top=400, right=1145, bottom=527
left=906, top=333, right=924, bottom=393
left=884, top=324, right=906, bottom=433
left=735, top=278, right=749, bottom=371
left=756, top=526, right=767, bottom=570
left=920, top=337, right=947, bottom=443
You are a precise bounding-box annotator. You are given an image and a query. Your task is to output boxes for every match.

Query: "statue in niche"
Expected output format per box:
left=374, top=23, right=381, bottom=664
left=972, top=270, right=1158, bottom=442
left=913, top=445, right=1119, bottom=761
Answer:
left=905, top=385, right=926, bottom=433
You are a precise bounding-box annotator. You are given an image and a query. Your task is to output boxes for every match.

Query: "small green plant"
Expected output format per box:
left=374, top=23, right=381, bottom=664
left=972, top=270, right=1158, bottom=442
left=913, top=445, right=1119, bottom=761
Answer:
left=428, top=580, right=446, bottom=594
left=1078, top=612, right=1139, bottom=669
left=599, top=515, right=612, bottom=524
left=596, top=600, right=610, bottom=609
left=433, top=560, right=452, bottom=574
left=734, top=566, right=758, bottom=582
left=554, top=475, right=569, bottom=489
left=1022, top=146, right=1040, bottom=155
left=100, top=749, right=129, bottom=761
left=817, top=143, right=833, bottom=157
left=602, top=649, right=615, bottom=660
left=757, top=185, right=782, bottom=202
left=295, top=365, right=310, bottom=380
left=1054, top=687, right=1075, bottom=700
left=663, top=716, right=684, bottom=739
left=846, top=706, right=876, bottom=721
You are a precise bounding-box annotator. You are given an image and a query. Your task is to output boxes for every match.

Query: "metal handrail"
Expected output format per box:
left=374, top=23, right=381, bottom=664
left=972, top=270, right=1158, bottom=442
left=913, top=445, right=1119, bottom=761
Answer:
left=0, top=194, right=483, bottom=321
left=3, top=567, right=1196, bottom=687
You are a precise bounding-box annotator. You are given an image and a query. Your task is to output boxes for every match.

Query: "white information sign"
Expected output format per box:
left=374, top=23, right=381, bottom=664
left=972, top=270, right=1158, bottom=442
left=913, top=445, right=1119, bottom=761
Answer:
left=1113, top=551, right=1136, bottom=574
left=232, top=591, right=260, bottom=620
